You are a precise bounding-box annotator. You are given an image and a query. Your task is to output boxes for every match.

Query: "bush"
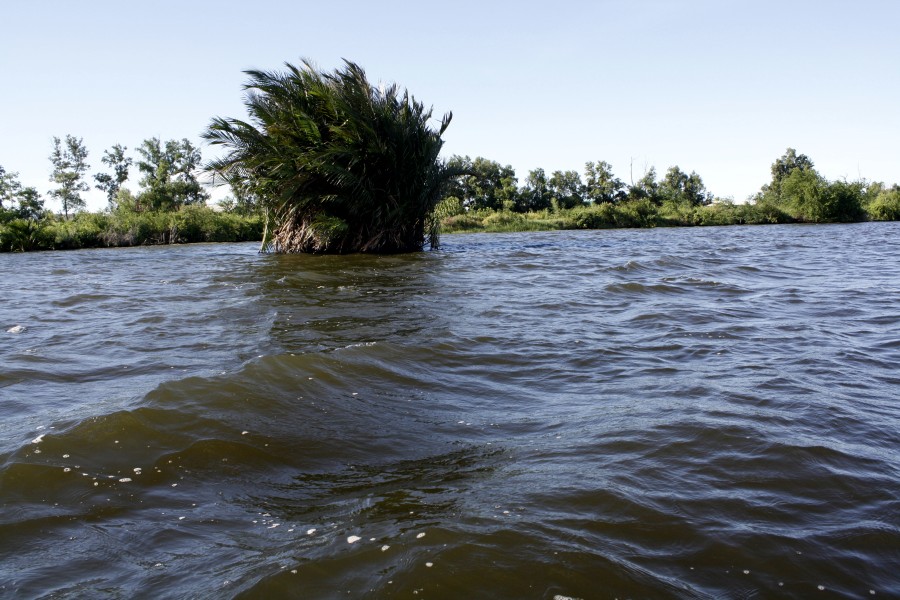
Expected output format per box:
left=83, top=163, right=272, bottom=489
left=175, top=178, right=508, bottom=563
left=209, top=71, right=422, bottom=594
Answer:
left=0, top=219, right=53, bottom=251
left=568, top=203, right=618, bottom=229
left=435, top=196, right=464, bottom=218
left=865, top=188, right=900, bottom=221
left=205, top=60, right=464, bottom=253
left=50, top=213, right=111, bottom=249
left=172, top=205, right=217, bottom=243
left=440, top=214, right=484, bottom=232
left=820, top=180, right=865, bottom=222
left=657, top=200, right=699, bottom=226
left=615, top=200, right=660, bottom=228
left=482, top=211, right=526, bottom=228
left=693, top=202, right=734, bottom=226
left=741, top=201, right=794, bottom=224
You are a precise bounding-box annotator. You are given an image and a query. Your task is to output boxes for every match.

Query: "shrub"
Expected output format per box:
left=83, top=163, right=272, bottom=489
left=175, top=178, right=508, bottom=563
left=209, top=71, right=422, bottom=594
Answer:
left=615, top=200, right=660, bottom=228
left=440, top=214, right=484, bottom=232
left=867, top=188, right=900, bottom=221
left=205, top=60, right=465, bottom=253
left=568, top=204, right=618, bottom=229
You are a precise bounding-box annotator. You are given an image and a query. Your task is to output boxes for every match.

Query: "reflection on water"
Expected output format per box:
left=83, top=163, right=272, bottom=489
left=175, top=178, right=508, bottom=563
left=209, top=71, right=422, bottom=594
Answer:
left=1, top=224, right=899, bottom=598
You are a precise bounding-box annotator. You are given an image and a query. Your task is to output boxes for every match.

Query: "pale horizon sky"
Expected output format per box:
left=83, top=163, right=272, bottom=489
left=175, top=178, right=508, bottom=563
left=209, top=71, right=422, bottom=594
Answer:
left=2, top=0, right=898, bottom=212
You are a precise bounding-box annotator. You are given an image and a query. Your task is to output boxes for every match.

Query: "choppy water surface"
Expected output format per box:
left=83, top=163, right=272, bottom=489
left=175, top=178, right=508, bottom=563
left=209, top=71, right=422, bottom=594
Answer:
left=1, top=224, right=898, bottom=599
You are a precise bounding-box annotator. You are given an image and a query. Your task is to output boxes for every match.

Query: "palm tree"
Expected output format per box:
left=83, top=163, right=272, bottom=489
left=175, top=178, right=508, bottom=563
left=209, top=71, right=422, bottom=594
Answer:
left=204, top=60, right=464, bottom=253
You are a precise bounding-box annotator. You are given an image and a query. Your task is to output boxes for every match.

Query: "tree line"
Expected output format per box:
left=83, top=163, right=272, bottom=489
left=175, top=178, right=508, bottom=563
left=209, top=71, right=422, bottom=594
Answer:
left=2, top=58, right=899, bottom=253
left=0, top=136, right=260, bottom=252
left=1, top=135, right=210, bottom=218
left=442, top=157, right=713, bottom=214
left=438, top=149, right=900, bottom=225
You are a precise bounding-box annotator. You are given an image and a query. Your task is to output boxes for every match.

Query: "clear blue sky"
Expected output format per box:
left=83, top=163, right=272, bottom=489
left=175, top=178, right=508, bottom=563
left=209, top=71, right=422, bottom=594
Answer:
left=2, top=0, right=898, bottom=211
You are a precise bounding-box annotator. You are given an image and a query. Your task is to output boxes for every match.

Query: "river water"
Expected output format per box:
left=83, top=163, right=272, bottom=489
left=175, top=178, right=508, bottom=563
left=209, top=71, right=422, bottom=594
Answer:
left=1, top=223, right=898, bottom=599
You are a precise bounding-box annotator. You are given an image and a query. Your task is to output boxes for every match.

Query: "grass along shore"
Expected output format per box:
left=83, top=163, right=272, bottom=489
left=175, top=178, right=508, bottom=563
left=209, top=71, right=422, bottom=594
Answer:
left=3, top=192, right=899, bottom=253
left=438, top=195, right=900, bottom=235
left=0, top=205, right=263, bottom=252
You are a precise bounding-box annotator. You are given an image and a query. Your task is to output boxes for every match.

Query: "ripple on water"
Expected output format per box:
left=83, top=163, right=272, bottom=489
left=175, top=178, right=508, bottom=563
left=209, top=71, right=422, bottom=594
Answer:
left=1, top=226, right=899, bottom=597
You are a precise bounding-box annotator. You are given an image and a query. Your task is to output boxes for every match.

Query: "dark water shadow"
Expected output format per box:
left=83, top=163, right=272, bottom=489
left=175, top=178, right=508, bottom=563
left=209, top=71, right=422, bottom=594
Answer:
left=252, top=250, right=451, bottom=354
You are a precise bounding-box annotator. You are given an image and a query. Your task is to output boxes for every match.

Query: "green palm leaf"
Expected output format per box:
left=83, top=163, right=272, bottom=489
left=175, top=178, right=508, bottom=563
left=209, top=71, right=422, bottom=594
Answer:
left=203, top=59, right=457, bottom=253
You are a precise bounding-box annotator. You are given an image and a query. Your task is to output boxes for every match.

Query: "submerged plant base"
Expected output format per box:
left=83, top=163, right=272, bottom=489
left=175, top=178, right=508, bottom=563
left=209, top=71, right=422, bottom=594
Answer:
left=268, top=214, right=430, bottom=254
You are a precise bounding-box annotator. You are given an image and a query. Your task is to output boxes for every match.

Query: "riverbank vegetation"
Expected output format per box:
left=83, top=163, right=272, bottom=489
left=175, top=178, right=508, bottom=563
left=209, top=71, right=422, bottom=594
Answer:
left=3, top=144, right=897, bottom=253
left=0, top=206, right=262, bottom=253
left=1, top=142, right=261, bottom=253
left=436, top=148, right=900, bottom=234
left=2, top=59, right=898, bottom=254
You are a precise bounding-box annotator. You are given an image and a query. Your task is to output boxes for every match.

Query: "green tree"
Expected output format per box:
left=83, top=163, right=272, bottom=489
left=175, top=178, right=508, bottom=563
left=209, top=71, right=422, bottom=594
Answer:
left=136, top=137, right=207, bottom=211
left=660, top=166, right=712, bottom=206
left=767, top=147, right=815, bottom=199
left=583, top=161, right=624, bottom=204
left=49, top=135, right=90, bottom=218
left=444, top=155, right=475, bottom=204
left=445, top=156, right=516, bottom=211
left=94, top=144, right=132, bottom=208
left=204, top=59, right=465, bottom=253
left=627, top=167, right=661, bottom=203
left=823, top=179, right=865, bottom=222
left=0, top=168, right=43, bottom=223
left=0, top=165, right=22, bottom=210
left=779, top=169, right=864, bottom=223
left=0, top=184, right=47, bottom=252
left=496, top=172, right=520, bottom=211
left=15, top=187, right=45, bottom=221
left=548, top=170, right=584, bottom=209
left=867, top=185, right=900, bottom=220
left=217, top=178, right=260, bottom=216
left=780, top=167, right=822, bottom=220
left=113, top=187, right=139, bottom=212
left=517, top=168, right=552, bottom=212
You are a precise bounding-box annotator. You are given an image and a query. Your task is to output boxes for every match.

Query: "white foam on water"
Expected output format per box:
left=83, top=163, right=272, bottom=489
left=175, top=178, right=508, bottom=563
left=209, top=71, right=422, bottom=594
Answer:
left=416, top=532, right=425, bottom=539
left=7, top=325, right=26, bottom=334
left=307, top=528, right=316, bottom=535
left=347, top=536, right=361, bottom=544
left=425, top=562, right=433, bottom=568
left=31, top=434, right=45, bottom=444
left=119, top=478, right=132, bottom=483
left=381, top=545, right=390, bottom=552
